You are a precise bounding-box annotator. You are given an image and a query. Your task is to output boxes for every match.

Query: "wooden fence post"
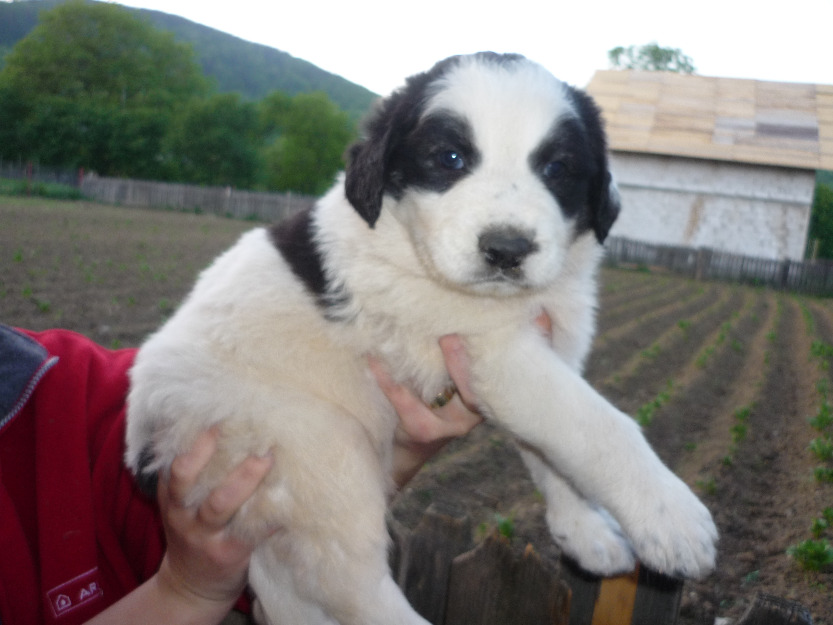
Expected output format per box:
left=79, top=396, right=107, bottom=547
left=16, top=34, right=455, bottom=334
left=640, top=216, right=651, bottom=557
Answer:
left=560, top=560, right=683, bottom=625
left=393, top=505, right=473, bottom=624
left=444, top=535, right=570, bottom=625
left=695, top=247, right=712, bottom=281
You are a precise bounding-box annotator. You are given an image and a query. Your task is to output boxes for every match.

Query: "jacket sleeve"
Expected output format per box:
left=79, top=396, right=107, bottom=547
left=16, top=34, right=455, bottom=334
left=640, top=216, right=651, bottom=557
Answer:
left=0, top=327, right=165, bottom=624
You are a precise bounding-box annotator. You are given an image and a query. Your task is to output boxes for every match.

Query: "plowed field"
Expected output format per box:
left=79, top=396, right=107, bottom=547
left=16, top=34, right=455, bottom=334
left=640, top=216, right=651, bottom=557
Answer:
left=2, top=198, right=831, bottom=623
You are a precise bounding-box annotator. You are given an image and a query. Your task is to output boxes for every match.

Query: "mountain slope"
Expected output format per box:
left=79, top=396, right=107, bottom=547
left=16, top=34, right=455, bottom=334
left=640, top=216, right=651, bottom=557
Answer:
left=0, top=0, right=378, bottom=119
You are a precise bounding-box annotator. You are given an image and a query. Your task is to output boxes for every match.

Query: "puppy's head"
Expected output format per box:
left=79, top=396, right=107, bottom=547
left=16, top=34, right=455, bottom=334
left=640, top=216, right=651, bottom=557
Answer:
left=345, top=53, right=619, bottom=294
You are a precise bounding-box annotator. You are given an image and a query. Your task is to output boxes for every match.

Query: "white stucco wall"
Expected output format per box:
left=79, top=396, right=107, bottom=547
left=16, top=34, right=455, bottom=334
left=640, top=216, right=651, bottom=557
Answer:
left=608, top=153, right=816, bottom=260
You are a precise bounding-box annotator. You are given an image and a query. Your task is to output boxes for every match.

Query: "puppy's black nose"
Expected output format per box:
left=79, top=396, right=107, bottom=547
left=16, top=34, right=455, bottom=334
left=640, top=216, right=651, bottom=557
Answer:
left=478, top=228, right=537, bottom=270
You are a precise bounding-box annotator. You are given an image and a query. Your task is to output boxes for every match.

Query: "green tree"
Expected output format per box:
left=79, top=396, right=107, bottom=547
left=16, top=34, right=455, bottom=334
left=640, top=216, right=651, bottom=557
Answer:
left=808, top=180, right=833, bottom=259
left=260, top=91, right=355, bottom=195
left=167, top=93, right=260, bottom=188
left=1, top=0, right=206, bottom=108
left=0, top=0, right=206, bottom=175
left=608, top=43, right=695, bottom=74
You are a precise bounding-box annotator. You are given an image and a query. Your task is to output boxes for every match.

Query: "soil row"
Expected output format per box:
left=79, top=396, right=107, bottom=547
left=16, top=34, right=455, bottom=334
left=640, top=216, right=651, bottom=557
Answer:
left=588, top=271, right=833, bottom=624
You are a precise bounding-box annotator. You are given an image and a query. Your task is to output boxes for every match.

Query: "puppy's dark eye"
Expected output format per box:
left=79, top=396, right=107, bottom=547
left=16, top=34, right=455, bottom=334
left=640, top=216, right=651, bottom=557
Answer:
left=543, top=161, right=565, bottom=178
left=439, top=150, right=465, bottom=170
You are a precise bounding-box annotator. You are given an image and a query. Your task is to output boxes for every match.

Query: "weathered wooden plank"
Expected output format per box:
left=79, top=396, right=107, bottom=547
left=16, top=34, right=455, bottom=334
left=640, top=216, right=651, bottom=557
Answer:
left=395, top=505, right=473, bottom=625
left=444, top=536, right=570, bottom=625
left=585, top=69, right=830, bottom=171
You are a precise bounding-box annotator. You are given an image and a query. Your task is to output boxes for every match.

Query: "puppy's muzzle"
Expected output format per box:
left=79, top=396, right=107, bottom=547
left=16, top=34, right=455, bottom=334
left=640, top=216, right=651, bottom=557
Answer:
left=478, top=227, right=537, bottom=273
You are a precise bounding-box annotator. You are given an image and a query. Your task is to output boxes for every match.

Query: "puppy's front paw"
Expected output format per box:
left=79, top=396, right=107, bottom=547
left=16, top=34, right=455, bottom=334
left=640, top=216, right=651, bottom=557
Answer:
left=625, top=474, right=718, bottom=579
left=547, top=499, right=636, bottom=576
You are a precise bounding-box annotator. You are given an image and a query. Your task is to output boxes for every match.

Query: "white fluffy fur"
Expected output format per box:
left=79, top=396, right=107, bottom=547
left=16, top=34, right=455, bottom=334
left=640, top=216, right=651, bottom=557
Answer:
left=126, top=55, right=717, bottom=625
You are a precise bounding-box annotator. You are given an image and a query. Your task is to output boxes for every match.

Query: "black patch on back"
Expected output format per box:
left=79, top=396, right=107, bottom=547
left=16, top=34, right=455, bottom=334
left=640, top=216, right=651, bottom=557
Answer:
left=270, top=208, right=350, bottom=317
left=270, top=208, right=328, bottom=298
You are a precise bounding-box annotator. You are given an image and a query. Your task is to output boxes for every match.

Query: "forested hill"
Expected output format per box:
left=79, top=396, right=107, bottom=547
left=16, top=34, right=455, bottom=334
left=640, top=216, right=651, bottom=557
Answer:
left=0, top=0, right=378, bottom=119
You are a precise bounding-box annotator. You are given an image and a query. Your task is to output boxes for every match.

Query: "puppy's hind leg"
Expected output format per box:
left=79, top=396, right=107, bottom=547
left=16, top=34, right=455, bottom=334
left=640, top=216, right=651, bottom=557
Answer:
left=249, top=514, right=429, bottom=625
left=249, top=550, right=338, bottom=625
left=247, top=409, right=429, bottom=625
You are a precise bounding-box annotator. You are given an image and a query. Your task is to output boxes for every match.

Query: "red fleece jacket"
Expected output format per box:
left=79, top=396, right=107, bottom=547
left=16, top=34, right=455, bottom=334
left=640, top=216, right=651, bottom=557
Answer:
left=0, top=327, right=164, bottom=624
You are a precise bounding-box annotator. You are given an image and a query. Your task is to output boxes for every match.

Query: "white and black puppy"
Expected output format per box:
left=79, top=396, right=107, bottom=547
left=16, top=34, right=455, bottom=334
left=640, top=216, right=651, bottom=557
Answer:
left=126, top=53, right=717, bottom=625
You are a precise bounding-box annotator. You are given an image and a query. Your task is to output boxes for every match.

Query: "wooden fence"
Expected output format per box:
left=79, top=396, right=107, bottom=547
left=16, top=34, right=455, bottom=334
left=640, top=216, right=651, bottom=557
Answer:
left=605, top=237, right=833, bottom=297
left=15, top=166, right=831, bottom=298
left=392, top=508, right=813, bottom=625
left=80, top=176, right=314, bottom=223
left=0, top=160, right=83, bottom=188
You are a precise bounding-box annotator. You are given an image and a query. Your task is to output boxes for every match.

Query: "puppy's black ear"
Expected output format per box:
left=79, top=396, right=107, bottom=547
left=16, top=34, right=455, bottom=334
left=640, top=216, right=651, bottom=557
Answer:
left=568, top=85, right=620, bottom=244
left=344, top=120, right=394, bottom=228
left=345, top=57, right=459, bottom=228
left=592, top=171, right=621, bottom=243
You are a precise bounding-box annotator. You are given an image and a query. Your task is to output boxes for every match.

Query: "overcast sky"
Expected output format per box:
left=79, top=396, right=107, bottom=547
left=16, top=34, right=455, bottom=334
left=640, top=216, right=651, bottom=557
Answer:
left=93, top=0, right=833, bottom=95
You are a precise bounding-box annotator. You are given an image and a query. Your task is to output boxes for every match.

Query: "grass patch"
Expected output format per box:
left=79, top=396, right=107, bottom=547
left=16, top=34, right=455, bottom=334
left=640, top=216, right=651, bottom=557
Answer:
left=0, top=177, right=83, bottom=200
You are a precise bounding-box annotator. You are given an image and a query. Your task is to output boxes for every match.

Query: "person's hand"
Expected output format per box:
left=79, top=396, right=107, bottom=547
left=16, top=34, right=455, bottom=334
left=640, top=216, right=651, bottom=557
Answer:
left=84, top=430, right=275, bottom=625
left=371, top=311, right=553, bottom=488
left=156, top=429, right=275, bottom=610
left=370, top=335, right=484, bottom=487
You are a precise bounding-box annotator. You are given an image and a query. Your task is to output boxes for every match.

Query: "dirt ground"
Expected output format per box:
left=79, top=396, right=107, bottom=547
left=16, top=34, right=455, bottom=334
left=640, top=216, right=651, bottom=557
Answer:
left=392, top=277, right=833, bottom=624
left=2, top=198, right=832, bottom=623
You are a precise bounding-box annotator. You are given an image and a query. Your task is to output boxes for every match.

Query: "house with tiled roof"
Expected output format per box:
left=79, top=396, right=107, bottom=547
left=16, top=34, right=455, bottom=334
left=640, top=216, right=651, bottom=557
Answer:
left=585, top=70, right=833, bottom=260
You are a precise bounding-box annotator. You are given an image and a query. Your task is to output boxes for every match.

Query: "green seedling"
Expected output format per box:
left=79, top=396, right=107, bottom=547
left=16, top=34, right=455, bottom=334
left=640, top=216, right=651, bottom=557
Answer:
left=810, top=402, right=833, bottom=432
left=811, top=517, right=829, bottom=539
left=734, top=406, right=751, bottom=422
left=814, top=467, right=833, bottom=483
left=696, top=477, right=717, bottom=496
left=495, top=513, right=515, bottom=540
left=730, top=423, right=748, bottom=444
left=809, top=437, right=833, bottom=462
left=34, top=298, right=51, bottom=314
left=640, top=343, right=661, bottom=360
left=787, top=539, right=833, bottom=571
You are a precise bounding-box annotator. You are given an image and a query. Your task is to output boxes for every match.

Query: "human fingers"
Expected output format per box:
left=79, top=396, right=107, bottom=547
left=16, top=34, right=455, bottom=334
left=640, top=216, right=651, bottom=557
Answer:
left=370, top=352, right=482, bottom=445
left=166, top=428, right=219, bottom=506
left=367, top=356, right=429, bottom=420
left=369, top=355, right=443, bottom=444
left=198, top=452, right=274, bottom=530
left=437, top=334, right=478, bottom=411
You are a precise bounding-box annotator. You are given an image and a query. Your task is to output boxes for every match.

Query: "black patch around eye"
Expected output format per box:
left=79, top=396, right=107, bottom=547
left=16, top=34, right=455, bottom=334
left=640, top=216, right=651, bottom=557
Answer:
left=530, top=117, right=595, bottom=219
left=386, top=112, right=480, bottom=197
